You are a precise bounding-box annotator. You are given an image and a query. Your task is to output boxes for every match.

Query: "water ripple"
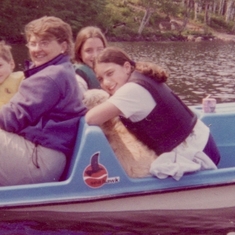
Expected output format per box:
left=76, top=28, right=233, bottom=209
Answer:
left=111, top=41, right=235, bottom=105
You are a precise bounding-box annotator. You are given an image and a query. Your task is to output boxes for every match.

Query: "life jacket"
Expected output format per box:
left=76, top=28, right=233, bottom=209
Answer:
left=120, top=71, right=197, bottom=155
left=74, top=63, right=101, bottom=89
left=0, top=71, right=24, bottom=108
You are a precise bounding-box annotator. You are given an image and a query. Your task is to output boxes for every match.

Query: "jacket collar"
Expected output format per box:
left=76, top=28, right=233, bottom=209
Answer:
left=24, top=54, right=69, bottom=78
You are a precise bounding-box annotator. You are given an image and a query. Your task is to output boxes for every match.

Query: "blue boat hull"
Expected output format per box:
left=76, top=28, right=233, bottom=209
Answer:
left=1, top=102, right=235, bottom=211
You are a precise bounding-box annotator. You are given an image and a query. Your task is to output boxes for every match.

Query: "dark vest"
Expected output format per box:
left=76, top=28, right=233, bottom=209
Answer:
left=120, top=71, right=197, bottom=155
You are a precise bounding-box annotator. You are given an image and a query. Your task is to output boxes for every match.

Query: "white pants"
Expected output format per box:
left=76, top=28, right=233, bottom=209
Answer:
left=0, top=129, right=66, bottom=186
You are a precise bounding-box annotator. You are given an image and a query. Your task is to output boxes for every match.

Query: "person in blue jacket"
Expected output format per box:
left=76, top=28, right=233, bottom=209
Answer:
left=85, top=46, right=221, bottom=170
left=74, top=26, right=107, bottom=90
left=0, top=16, right=86, bottom=186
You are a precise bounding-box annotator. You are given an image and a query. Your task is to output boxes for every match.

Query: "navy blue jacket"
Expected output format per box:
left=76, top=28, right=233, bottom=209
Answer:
left=0, top=54, right=86, bottom=157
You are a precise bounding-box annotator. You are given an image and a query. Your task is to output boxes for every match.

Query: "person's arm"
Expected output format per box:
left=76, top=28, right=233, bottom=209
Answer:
left=0, top=73, right=61, bottom=132
left=85, top=100, right=121, bottom=126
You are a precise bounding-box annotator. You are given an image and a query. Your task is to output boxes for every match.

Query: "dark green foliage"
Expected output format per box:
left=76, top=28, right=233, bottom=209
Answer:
left=0, top=0, right=233, bottom=43
left=0, top=0, right=106, bottom=43
left=210, top=16, right=231, bottom=32
left=160, top=0, right=181, bottom=17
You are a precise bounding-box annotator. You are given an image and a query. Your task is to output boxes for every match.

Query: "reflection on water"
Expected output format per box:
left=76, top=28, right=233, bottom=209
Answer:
left=111, top=41, right=235, bottom=106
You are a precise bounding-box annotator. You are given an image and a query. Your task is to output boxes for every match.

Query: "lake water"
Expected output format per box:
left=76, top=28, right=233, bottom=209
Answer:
left=13, top=40, right=235, bottom=106
left=111, top=41, right=235, bottom=106
left=5, top=41, right=235, bottom=234
left=1, top=208, right=235, bottom=234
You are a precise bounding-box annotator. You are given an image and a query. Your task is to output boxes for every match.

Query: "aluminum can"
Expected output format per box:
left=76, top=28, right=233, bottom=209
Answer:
left=202, top=98, right=216, bottom=113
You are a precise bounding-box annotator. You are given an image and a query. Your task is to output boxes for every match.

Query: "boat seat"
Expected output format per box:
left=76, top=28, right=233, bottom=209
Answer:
left=59, top=117, right=88, bottom=181
left=190, top=102, right=235, bottom=168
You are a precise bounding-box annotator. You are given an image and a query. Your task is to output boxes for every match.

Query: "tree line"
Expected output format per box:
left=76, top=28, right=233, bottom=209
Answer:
left=0, top=0, right=106, bottom=42
left=1, top=0, right=235, bottom=43
left=133, top=0, right=235, bottom=34
left=182, top=0, right=235, bottom=27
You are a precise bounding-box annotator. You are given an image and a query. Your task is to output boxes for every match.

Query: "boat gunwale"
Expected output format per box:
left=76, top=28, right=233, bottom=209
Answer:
left=1, top=178, right=235, bottom=209
left=1, top=102, right=235, bottom=210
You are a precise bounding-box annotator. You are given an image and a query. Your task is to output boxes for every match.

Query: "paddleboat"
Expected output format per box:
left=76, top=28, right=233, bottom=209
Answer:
left=1, top=102, right=235, bottom=212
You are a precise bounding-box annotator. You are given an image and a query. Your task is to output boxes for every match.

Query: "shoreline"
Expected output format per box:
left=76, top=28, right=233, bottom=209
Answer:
left=6, top=30, right=235, bottom=44
left=107, top=32, right=235, bottom=43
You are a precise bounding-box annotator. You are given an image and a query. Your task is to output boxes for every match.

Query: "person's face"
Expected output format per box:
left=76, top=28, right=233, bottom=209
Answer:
left=95, top=61, right=131, bottom=95
left=27, top=35, right=67, bottom=67
left=0, top=57, right=15, bottom=84
left=80, top=37, right=104, bottom=68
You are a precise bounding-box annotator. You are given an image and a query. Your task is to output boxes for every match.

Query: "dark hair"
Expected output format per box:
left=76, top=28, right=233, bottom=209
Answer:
left=94, top=46, right=168, bottom=82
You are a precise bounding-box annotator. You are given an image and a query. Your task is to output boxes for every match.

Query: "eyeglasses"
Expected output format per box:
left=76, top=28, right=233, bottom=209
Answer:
left=26, top=40, right=51, bottom=50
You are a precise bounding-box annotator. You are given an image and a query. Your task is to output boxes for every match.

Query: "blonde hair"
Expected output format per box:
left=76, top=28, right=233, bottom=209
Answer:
left=24, top=16, right=74, bottom=58
left=0, top=41, right=14, bottom=63
left=74, top=26, right=107, bottom=63
left=94, top=46, right=168, bottom=83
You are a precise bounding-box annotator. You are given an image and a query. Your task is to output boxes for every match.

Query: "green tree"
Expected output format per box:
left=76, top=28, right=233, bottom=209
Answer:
left=0, top=0, right=106, bottom=42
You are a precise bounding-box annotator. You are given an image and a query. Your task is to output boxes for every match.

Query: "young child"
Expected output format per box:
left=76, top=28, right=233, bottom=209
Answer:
left=0, top=41, right=24, bottom=108
left=85, top=46, right=221, bottom=179
left=74, top=26, right=107, bottom=90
